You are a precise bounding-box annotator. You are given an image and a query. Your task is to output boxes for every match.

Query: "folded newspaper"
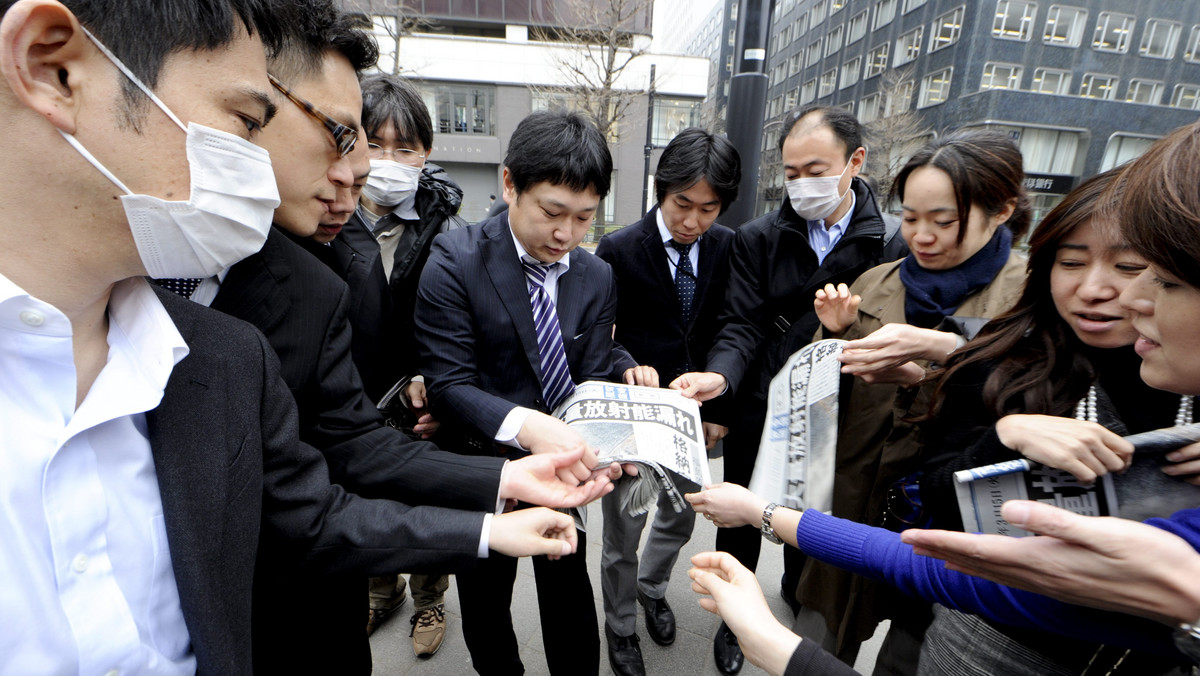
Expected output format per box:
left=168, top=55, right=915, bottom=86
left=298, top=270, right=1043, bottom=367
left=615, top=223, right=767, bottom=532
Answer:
left=749, top=339, right=847, bottom=513
left=552, top=381, right=711, bottom=516
left=955, top=423, right=1200, bottom=536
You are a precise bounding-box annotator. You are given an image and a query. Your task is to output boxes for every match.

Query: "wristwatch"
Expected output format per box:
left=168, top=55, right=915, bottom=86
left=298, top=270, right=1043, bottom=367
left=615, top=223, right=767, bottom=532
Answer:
left=760, top=502, right=783, bottom=544
left=1173, top=619, right=1200, bottom=665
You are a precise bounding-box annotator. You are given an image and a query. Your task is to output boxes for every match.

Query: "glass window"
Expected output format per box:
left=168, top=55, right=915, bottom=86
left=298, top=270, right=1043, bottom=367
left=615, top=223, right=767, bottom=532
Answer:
left=1171, top=84, right=1200, bottom=110
left=811, top=1, right=827, bottom=25
left=829, top=0, right=846, bottom=15
left=1031, top=67, right=1072, bottom=94
left=790, top=53, right=803, bottom=76
left=1093, top=12, right=1135, bottom=53
left=849, top=10, right=869, bottom=44
left=1186, top=26, right=1200, bottom=63
left=801, top=78, right=818, bottom=104
left=827, top=25, right=844, bottom=56
left=819, top=68, right=837, bottom=97
left=841, top=57, right=862, bottom=89
left=930, top=6, right=965, bottom=52
left=988, top=125, right=1081, bottom=174
left=860, top=92, right=883, bottom=122
left=806, top=39, right=823, bottom=67
left=866, top=43, right=890, bottom=78
left=725, top=54, right=733, bottom=73
left=1140, top=19, right=1182, bottom=59
left=874, top=0, right=897, bottom=30
left=729, top=28, right=737, bottom=47
left=796, top=12, right=809, bottom=39
left=981, top=62, right=1022, bottom=90
left=903, top=0, right=928, bottom=13
left=785, top=87, right=799, bottom=109
left=994, top=1, right=1037, bottom=41
left=1043, top=5, right=1087, bottom=47
left=889, top=80, right=915, bottom=114
left=1079, top=73, right=1119, bottom=100
left=424, top=84, right=495, bottom=135
left=1100, top=134, right=1158, bottom=171
left=1125, top=79, right=1164, bottom=105
left=895, top=26, right=924, bottom=66
left=918, top=67, right=953, bottom=107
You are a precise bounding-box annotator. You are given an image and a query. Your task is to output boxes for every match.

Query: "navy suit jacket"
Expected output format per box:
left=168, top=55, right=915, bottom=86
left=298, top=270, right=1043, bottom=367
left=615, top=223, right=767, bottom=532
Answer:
left=595, top=208, right=734, bottom=416
left=415, top=214, right=636, bottom=449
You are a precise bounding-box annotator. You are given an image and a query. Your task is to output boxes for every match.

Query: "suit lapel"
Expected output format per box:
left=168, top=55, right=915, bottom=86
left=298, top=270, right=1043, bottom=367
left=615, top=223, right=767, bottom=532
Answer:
left=692, top=230, right=720, bottom=316
left=480, top=218, right=544, bottom=381
left=211, top=229, right=291, bottom=336
left=641, top=209, right=687, bottom=330
left=556, top=253, right=584, bottom=345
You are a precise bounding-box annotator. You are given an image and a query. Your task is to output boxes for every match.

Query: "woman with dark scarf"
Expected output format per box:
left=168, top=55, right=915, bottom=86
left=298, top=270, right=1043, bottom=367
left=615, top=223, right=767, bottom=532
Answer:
left=792, top=131, right=1030, bottom=669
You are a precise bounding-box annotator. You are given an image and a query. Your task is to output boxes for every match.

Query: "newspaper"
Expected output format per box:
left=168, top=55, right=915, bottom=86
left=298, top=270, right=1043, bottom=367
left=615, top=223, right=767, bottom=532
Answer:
left=955, top=423, right=1200, bottom=536
left=749, top=339, right=847, bottom=513
left=553, top=381, right=711, bottom=517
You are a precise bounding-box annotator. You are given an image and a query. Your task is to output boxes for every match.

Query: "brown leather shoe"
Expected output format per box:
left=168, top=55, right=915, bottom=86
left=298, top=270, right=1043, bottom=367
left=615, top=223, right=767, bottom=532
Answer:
left=410, top=604, right=446, bottom=657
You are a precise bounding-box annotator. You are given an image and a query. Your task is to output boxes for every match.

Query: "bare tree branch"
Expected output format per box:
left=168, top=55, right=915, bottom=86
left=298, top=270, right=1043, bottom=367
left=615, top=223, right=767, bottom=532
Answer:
left=863, top=67, right=930, bottom=202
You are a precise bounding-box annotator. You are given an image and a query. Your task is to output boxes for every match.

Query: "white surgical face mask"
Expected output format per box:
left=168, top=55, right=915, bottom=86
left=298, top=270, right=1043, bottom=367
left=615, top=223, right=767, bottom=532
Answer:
left=785, top=159, right=854, bottom=222
left=61, top=27, right=280, bottom=279
left=363, top=159, right=422, bottom=207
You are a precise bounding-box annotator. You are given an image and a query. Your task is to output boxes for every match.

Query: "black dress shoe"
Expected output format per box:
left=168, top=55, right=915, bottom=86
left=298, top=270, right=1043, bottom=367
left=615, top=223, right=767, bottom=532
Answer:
left=605, top=622, right=646, bottom=676
left=637, top=589, right=676, bottom=646
left=713, top=621, right=744, bottom=675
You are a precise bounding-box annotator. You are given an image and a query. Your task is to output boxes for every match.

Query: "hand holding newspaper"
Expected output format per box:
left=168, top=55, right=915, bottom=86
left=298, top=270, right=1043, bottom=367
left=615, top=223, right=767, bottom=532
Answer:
left=552, top=381, right=712, bottom=516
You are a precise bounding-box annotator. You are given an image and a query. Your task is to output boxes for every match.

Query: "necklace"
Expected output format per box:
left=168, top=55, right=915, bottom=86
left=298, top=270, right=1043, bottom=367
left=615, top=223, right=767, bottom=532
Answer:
left=1073, top=385, right=1194, bottom=425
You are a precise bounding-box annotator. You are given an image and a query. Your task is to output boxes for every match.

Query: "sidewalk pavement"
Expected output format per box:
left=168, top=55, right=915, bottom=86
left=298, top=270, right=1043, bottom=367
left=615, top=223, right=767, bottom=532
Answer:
left=369, top=456, right=885, bottom=675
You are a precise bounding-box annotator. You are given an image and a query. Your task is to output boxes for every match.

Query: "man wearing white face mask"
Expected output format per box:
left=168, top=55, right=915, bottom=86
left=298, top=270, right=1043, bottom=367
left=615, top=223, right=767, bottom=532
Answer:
left=671, top=106, right=907, bottom=674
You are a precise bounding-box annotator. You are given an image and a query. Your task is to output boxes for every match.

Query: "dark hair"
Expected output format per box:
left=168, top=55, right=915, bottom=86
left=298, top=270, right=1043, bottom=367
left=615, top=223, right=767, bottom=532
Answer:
left=1113, top=122, right=1200, bottom=289
left=892, top=130, right=1031, bottom=244
left=268, top=2, right=378, bottom=83
left=927, top=168, right=1125, bottom=419
left=653, top=127, right=741, bottom=214
left=360, top=73, right=433, bottom=150
left=778, top=105, right=863, bottom=160
left=504, top=110, right=612, bottom=198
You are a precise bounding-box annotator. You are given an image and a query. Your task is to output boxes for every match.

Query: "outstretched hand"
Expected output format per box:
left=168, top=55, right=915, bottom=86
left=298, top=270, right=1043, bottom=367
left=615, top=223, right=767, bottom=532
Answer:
left=814, top=283, right=860, bottom=334
left=490, top=507, right=578, bottom=560
left=503, top=449, right=615, bottom=508
left=670, top=371, right=727, bottom=404
left=1164, top=441, right=1200, bottom=486
left=517, top=411, right=601, bottom=484
left=838, top=323, right=958, bottom=376
left=995, top=415, right=1132, bottom=483
left=686, top=482, right=767, bottom=528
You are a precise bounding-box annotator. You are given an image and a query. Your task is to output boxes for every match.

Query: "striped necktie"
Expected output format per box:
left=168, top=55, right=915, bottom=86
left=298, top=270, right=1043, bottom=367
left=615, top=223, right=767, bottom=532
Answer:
left=669, top=240, right=696, bottom=325
left=522, top=259, right=576, bottom=410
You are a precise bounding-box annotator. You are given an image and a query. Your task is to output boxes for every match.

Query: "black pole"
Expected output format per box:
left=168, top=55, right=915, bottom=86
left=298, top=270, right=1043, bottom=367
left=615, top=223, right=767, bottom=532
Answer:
left=723, top=0, right=775, bottom=228
left=642, top=64, right=656, bottom=215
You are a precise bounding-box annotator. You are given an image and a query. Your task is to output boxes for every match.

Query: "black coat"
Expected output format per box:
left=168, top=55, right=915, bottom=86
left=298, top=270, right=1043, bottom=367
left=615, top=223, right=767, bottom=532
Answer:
left=706, top=177, right=908, bottom=403
left=596, top=207, right=734, bottom=423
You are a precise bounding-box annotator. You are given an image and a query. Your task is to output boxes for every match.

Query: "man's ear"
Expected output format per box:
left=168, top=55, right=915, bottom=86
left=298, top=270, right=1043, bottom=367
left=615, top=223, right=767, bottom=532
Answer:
left=0, top=0, right=93, bottom=134
left=502, top=167, right=517, bottom=206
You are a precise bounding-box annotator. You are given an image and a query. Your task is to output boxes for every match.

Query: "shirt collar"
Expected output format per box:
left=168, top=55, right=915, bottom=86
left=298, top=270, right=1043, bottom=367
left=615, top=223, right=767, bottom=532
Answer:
left=507, top=214, right=571, bottom=273
left=655, top=207, right=701, bottom=250
left=809, top=189, right=856, bottom=233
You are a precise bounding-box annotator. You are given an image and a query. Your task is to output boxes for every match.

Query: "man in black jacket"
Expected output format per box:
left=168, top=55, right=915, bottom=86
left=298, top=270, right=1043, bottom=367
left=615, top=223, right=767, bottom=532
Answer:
left=672, top=106, right=907, bottom=674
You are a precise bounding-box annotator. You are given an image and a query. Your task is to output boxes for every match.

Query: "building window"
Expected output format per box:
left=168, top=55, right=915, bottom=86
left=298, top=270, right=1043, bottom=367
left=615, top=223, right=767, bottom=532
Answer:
left=890, top=80, right=915, bottom=114
left=819, top=69, right=837, bottom=97
left=1186, top=26, right=1200, bottom=63
left=874, top=0, right=897, bottom=30
left=1079, top=73, right=1118, bottom=100
left=918, top=67, right=953, bottom=108
left=785, top=87, right=799, bottom=109
left=982, top=125, right=1080, bottom=174
left=1171, top=84, right=1200, bottom=110
left=725, top=55, right=733, bottom=73
left=796, top=12, right=809, bottom=39
left=1139, top=19, right=1182, bottom=59
left=424, top=84, right=495, bottom=135
left=1043, top=5, right=1087, bottom=47
left=930, top=6, right=965, bottom=52
left=806, top=39, right=823, bottom=67
left=860, top=92, right=883, bottom=122
left=811, top=1, right=827, bottom=25
left=1093, top=12, right=1135, bottom=53
left=649, top=99, right=702, bottom=146
left=1100, top=134, right=1158, bottom=171
left=993, top=1, right=1037, bottom=42
left=829, top=0, right=846, bottom=15
left=839, top=101, right=854, bottom=113
left=848, top=10, right=869, bottom=45
left=1125, top=79, right=1164, bottom=105
left=866, top=43, right=890, bottom=78
left=895, top=26, right=924, bottom=66
left=785, top=54, right=798, bottom=76
left=827, top=25, right=844, bottom=56
left=1031, top=67, right=1072, bottom=94
left=729, top=28, right=737, bottom=47
left=841, top=57, right=862, bottom=89
left=801, top=78, right=818, bottom=104
left=903, top=0, right=928, bottom=13
left=981, top=62, right=1022, bottom=90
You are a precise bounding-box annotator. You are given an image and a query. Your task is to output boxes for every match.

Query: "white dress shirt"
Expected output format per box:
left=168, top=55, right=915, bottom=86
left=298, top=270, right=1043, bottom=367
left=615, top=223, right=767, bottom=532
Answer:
left=806, top=190, right=856, bottom=265
left=0, top=274, right=195, bottom=675
left=656, top=208, right=701, bottom=272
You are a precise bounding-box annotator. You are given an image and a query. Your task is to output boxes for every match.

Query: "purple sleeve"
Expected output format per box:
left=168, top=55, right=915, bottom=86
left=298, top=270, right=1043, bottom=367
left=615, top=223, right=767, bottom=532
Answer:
left=794, top=509, right=1177, bottom=657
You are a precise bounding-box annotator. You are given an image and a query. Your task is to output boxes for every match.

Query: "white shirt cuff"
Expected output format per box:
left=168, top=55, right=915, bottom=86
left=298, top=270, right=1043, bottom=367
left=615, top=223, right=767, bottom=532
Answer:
left=495, top=460, right=510, bottom=513
left=478, top=513, right=492, bottom=558
left=496, top=406, right=535, bottom=449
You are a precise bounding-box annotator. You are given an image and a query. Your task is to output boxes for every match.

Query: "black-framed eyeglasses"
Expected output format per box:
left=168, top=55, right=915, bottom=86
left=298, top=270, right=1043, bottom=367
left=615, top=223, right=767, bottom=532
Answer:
left=269, top=74, right=358, bottom=158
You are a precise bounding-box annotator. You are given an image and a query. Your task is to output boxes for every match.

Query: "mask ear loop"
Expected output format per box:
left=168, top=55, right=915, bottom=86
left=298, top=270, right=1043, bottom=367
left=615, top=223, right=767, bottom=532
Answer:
left=57, top=129, right=134, bottom=195
left=77, top=25, right=188, bottom=134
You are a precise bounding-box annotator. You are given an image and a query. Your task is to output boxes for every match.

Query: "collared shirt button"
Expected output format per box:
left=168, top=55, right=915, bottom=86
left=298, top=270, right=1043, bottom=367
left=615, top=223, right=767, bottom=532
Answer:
left=18, top=310, right=45, bottom=327
left=72, top=553, right=89, bottom=573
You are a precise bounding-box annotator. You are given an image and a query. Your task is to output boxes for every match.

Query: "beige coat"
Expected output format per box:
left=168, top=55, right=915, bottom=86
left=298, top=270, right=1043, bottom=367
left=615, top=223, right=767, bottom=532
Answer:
left=796, top=252, right=1027, bottom=650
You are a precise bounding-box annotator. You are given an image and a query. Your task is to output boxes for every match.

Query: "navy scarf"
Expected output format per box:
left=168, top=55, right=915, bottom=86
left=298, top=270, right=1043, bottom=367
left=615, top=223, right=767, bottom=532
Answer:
left=900, top=226, right=1012, bottom=329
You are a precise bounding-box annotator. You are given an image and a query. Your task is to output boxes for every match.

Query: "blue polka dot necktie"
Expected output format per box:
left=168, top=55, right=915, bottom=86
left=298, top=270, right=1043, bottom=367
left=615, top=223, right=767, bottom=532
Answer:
left=669, top=240, right=695, bottom=325
left=522, top=258, right=576, bottom=410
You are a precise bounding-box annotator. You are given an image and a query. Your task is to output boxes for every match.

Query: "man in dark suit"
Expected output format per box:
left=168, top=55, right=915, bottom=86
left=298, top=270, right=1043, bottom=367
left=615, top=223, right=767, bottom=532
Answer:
left=415, top=110, right=656, bottom=676
left=0, top=1, right=583, bottom=673
left=594, top=128, right=741, bottom=676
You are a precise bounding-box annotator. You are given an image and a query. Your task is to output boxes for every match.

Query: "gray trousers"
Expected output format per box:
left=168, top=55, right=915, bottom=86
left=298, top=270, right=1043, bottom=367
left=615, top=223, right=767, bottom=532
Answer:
left=600, top=478, right=697, bottom=636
